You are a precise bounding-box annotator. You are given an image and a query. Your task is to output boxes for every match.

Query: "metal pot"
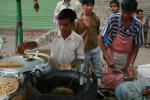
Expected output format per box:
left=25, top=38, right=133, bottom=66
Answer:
left=0, top=69, right=24, bottom=100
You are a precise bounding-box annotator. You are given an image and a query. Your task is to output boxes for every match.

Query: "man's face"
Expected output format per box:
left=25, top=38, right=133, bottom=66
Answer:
left=121, top=10, right=135, bottom=21
left=58, top=19, right=73, bottom=36
left=82, top=3, right=94, bottom=14
left=137, top=11, right=144, bottom=20
left=110, top=3, right=119, bottom=13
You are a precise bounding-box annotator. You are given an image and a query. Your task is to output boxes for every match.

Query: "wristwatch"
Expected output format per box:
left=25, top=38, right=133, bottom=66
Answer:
left=129, top=64, right=133, bottom=67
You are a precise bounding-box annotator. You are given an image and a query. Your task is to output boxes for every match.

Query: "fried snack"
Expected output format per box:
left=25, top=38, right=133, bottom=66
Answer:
left=0, top=61, right=22, bottom=68
left=58, top=64, right=71, bottom=70
left=0, top=76, right=19, bottom=96
left=50, top=87, right=74, bottom=95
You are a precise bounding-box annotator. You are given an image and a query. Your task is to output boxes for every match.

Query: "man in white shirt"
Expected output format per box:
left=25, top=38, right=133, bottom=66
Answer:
left=17, top=9, right=84, bottom=70
left=53, top=0, right=82, bottom=25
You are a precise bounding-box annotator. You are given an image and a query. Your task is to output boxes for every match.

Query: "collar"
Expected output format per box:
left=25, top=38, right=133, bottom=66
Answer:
left=57, top=30, right=75, bottom=40
left=79, top=12, right=95, bottom=20
left=57, top=30, right=62, bottom=36
left=62, top=0, right=71, bottom=4
left=119, top=14, right=135, bottom=28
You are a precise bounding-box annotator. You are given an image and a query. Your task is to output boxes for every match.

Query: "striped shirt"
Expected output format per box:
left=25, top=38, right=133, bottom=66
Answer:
left=101, top=13, right=144, bottom=44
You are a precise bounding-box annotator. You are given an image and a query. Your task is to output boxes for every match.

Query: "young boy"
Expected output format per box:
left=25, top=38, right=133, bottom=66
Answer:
left=75, top=0, right=103, bottom=85
left=109, top=0, right=120, bottom=14
left=17, top=9, right=84, bottom=70
left=98, top=0, right=144, bottom=75
left=103, top=0, right=120, bottom=49
left=136, top=9, right=144, bottom=23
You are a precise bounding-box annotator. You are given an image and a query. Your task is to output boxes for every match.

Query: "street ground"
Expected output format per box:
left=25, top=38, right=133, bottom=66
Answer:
left=0, top=30, right=150, bottom=67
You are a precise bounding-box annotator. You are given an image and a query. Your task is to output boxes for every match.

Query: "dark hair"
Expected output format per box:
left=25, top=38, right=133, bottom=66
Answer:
left=110, top=0, right=120, bottom=7
left=58, top=9, right=77, bottom=23
left=81, top=0, right=95, bottom=5
left=136, top=9, right=143, bottom=14
left=121, top=0, right=138, bottom=11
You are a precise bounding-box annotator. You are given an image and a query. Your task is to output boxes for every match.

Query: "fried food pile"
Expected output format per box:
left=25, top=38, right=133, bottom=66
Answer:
left=0, top=61, right=22, bottom=68
left=58, top=64, right=71, bottom=70
left=0, top=76, right=18, bottom=96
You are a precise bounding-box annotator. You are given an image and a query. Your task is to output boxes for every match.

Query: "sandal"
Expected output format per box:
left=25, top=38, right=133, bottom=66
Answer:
left=145, top=43, right=150, bottom=48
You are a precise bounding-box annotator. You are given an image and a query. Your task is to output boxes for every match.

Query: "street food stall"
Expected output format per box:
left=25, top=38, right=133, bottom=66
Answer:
left=1, top=0, right=150, bottom=100
left=0, top=1, right=98, bottom=100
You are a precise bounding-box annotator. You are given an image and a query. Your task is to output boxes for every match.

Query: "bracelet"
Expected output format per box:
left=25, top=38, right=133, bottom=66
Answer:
left=129, top=64, right=133, bottom=67
left=22, top=43, right=26, bottom=49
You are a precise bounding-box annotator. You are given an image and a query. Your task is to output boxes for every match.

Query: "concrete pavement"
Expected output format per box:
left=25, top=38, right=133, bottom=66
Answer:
left=0, top=30, right=150, bottom=67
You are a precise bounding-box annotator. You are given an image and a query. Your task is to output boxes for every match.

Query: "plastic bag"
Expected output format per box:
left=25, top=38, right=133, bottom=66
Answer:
left=0, top=36, right=4, bottom=51
left=101, top=66, right=124, bottom=89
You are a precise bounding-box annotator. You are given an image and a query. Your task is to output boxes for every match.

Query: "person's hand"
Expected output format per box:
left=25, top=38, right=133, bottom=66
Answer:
left=34, top=2, right=39, bottom=12
left=71, top=63, right=76, bottom=68
left=104, top=54, right=114, bottom=68
left=16, top=43, right=26, bottom=55
left=71, top=59, right=83, bottom=68
left=142, top=88, right=150, bottom=96
left=127, top=67, right=135, bottom=78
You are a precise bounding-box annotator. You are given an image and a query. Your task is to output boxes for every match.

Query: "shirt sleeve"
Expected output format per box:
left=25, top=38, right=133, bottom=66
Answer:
left=100, top=15, right=113, bottom=37
left=95, top=15, right=100, bottom=33
left=134, top=23, right=144, bottom=44
left=75, top=2, right=82, bottom=18
left=35, top=30, right=56, bottom=47
left=74, top=19, right=83, bottom=35
left=53, top=2, right=61, bottom=24
left=76, top=37, right=85, bottom=60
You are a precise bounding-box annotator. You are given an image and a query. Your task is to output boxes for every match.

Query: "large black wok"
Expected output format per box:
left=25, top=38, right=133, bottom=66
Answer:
left=28, top=70, right=97, bottom=100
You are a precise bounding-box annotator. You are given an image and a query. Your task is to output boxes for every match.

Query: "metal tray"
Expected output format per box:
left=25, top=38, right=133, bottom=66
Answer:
left=0, top=55, right=46, bottom=73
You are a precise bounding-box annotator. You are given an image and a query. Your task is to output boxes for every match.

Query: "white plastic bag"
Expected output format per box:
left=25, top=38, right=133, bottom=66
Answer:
left=138, top=64, right=150, bottom=86
left=0, top=36, right=4, bottom=52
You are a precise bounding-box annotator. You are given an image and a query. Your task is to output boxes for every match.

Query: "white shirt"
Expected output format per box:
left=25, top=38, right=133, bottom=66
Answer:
left=53, top=0, right=82, bottom=24
left=35, top=30, right=84, bottom=65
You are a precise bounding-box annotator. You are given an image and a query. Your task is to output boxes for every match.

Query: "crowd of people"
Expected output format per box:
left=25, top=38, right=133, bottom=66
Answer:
left=16, top=0, right=150, bottom=99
